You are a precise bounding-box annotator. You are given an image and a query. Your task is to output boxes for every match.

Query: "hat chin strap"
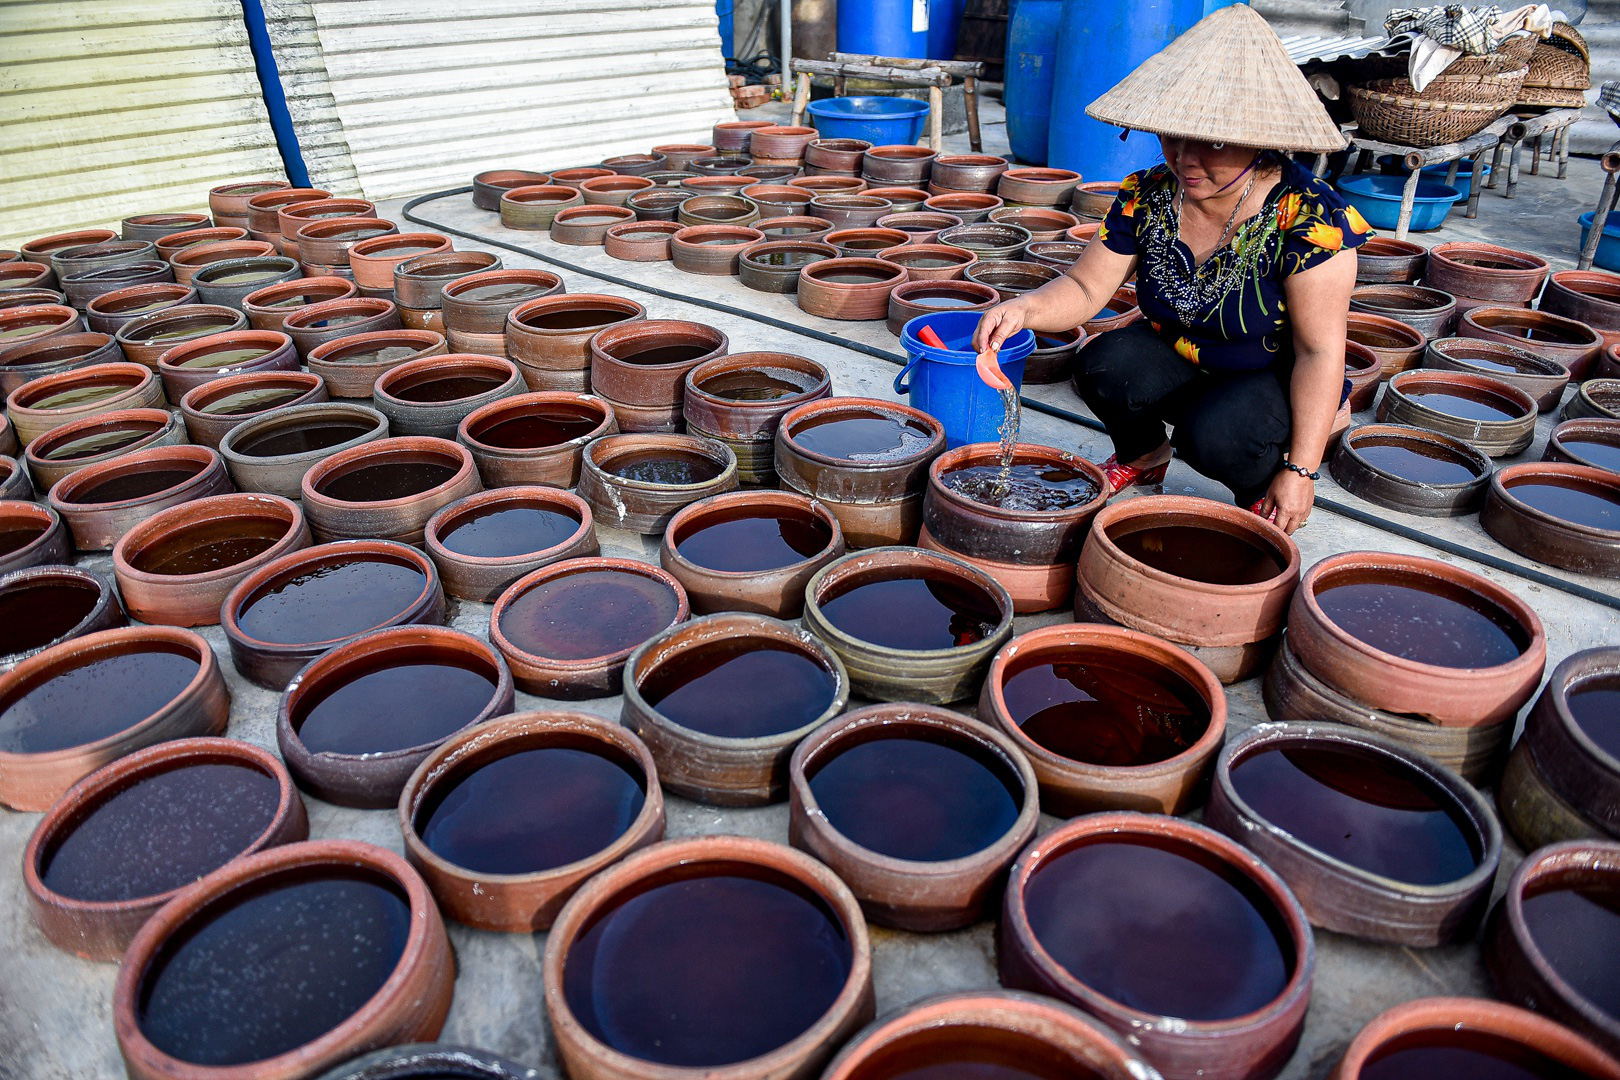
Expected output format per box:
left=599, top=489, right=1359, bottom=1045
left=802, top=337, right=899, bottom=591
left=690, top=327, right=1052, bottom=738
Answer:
left=1212, top=152, right=1263, bottom=195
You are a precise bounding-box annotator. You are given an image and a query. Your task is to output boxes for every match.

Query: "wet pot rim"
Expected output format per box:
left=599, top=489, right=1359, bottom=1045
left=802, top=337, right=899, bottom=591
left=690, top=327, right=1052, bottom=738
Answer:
left=1487, top=461, right=1620, bottom=540
left=1086, top=493, right=1301, bottom=595
left=926, top=442, right=1110, bottom=523
left=423, top=486, right=595, bottom=570
left=489, top=556, right=690, bottom=674
left=112, top=491, right=306, bottom=589
left=661, top=489, right=843, bottom=581
left=301, top=435, right=478, bottom=511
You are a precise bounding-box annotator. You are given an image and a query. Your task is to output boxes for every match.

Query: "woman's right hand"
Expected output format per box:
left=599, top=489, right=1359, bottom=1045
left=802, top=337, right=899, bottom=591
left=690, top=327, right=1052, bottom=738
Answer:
left=974, top=300, right=1029, bottom=355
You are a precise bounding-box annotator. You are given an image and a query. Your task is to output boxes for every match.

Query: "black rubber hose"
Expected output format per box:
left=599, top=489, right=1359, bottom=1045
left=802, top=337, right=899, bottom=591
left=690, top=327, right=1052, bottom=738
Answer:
left=402, top=187, right=1620, bottom=614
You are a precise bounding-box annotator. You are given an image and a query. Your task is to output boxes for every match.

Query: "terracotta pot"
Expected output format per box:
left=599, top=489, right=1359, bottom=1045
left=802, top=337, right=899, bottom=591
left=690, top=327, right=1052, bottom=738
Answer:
left=978, top=623, right=1227, bottom=815
left=1069, top=179, right=1121, bottom=217
left=925, top=154, right=1008, bottom=193
left=506, top=293, right=643, bottom=389
left=188, top=256, right=300, bottom=312
left=1482, top=461, right=1620, bottom=577
left=372, top=354, right=524, bottom=440
left=549, top=205, right=635, bottom=246
left=0, top=261, right=58, bottom=293
left=154, top=329, right=299, bottom=401
left=0, top=331, right=122, bottom=394
left=1459, top=305, right=1602, bottom=379
left=458, top=391, right=618, bottom=489
left=23, top=736, right=306, bottom=961
left=490, top=556, right=688, bottom=698
left=1, top=292, right=70, bottom=312
left=737, top=240, right=838, bottom=294
left=862, top=186, right=932, bottom=212
left=307, top=329, right=446, bottom=399
left=1000, top=812, right=1313, bottom=1080
left=446, top=269, right=566, bottom=336
left=627, top=188, right=693, bottom=222
left=1329, top=422, right=1492, bottom=517
left=805, top=193, right=891, bottom=231
left=746, top=125, right=815, bottom=160
left=312, top=1044, right=547, bottom=1080
left=1566, top=378, right=1620, bottom=422
left=1542, top=269, right=1620, bottom=351
left=277, top=197, right=376, bottom=239
left=1603, top=344, right=1620, bottom=380
left=113, top=839, right=454, bottom=1080
left=302, top=436, right=482, bottom=546
left=243, top=187, right=332, bottom=237
left=670, top=224, right=765, bottom=276
left=20, top=229, right=118, bottom=265
left=550, top=166, right=617, bottom=189
left=1422, top=335, right=1570, bottom=412
left=347, top=233, right=452, bottom=292
left=885, top=280, right=1000, bottom=336
left=877, top=242, right=977, bottom=281
left=209, top=180, right=290, bottom=222
left=1376, top=368, right=1538, bottom=456
left=996, top=167, right=1081, bottom=206
left=798, top=258, right=908, bottom=321
left=114, top=303, right=248, bottom=368
left=803, top=138, right=870, bottom=172
left=860, top=145, right=935, bottom=185
left=603, top=152, right=668, bottom=176
left=423, top=486, right=598, bottom=602
left=653, top=144, right=717, bottom=171
left=0, top=625, right=230, bottom=811
left=938, top=223, right=1031, bottom=264
left=1287, top=550, right=1546, bottom=727
left=218, top=401, right=389, bottom=498
left=1328, top=996, right=1620, bottom=1080
left=473, top=169, right=552, bottom=211
left=964, top=259, right=1061, bottom=302
left=788, top=702, right=1037, bottom=930
left=589, top=319, right=727, bottom=413
left=541, top=835, right=874, bottom=1080
left=168, top=240, right=277, bottom=286
left=62, top=261, right=177, bottom=310
left=1356, top=235, right=1427, bottom=283
left=49, top=444, right=232, bottom=550
left=241, top=276, right=357, bottom=332
left=682, top=352, right=831, bottom=484
left=1498, top=737, right=1606, bottom=850
left=1346, top=310, right=1426, bottom=379
left=23, top=403, right=184, bottom=488
left=756, top=215, right=835, bottom=241
left=112, top=492, right=310, bottom=626
left=578, top=433, right=739, bottom=534
left=874, top=211, right=963, bottom=246
left=496, top=185, right=584, bottom=230
left=1024, top=240, right=1089, bottom=270
left=1082, top=284, right=1142, bottom=336
left=84, top=283, right=197, bottom=334
left=393, top=251, right=501, bottom=310
left=0, top=418, right=14, bottom=459
left=7, top=359, right=167, bottom=445
left=682, top=172, right=761, bottom=193
left=1263, top=632, right=1509, bottom=784
left=659, top=490, right=843, bottom=617
left=0, top=501, right=70, bottom=576
left=0, top=304, right=83, bottom=356
left=1350, top=283, right=1457, bottom=339
left=989, top=205, right=1081, bottom=242
left=603, top=220, right=682, bottom=262
left=1023, top=325, right=1087, bottom=383
left=1514, top=647, right=1620, bottom=838
left=283, top=297, right=403, bottom=360
left=793, top=179, right=871, bottom=202
left=677, top=195, right=760, bottom=228
left=825, top=228, right=911, bottom=258
left=1546, top=417, right=1620, bottom=474
left=0, top=564, right=125, bottom=670
left=1424, top=241, right=1548, bottom=304
left=291, top=215, right=396, bottom=268
left=153, top=228, right=251, bottom=262
left=740, top=184, right=813, bottom=217
left=52, top=240, right=159, bottom=282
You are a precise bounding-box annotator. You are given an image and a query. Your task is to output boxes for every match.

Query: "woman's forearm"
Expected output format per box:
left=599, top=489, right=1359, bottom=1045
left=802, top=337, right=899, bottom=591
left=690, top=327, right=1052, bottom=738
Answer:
left=1286, top=348, right=1344, bottom=471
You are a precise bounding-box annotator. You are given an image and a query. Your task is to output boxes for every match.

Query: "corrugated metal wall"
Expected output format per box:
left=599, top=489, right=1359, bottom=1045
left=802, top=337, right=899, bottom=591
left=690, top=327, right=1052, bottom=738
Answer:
left=305, top=0, right=737, bottom=199
left=262, top=0, right=365, bottom=195
left=0, top=0, right=288, bottom=249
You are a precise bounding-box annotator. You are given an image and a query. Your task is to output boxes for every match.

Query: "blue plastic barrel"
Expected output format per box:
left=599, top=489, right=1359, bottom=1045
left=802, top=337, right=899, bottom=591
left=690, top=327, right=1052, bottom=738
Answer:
left=1005, top=0, right=1062, bottom=164
left=807, top=97, right=931, bottom=145
left=895, top=311, right=1037, bottom=447
left=929, top=0, right=968, bottom=61
left=716, top=0, right=734, bottom=57
left=838, top=0, right=964, bottom=59
left=1046, top=0, right=1203, bottom=181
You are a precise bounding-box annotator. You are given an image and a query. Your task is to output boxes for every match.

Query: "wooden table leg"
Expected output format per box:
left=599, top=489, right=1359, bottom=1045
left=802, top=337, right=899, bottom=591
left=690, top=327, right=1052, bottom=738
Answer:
left=834, top=74, right=847, bottom=98
left=1580, top=168, right=1620, bottom=270
left=1506, top=137, right=1523, bottom=197
left=790, top=72, right=811, bottom=127
left=928, top=84, right=944, bottom=152
left=1395, top=166, right=1421, bottom=242
left=1466, top=150, right=1485, bottom=219
left=1558, top=126, right=1571, bottom=180
left=965, top=76, right=982, bottom=153
left=1443, top=158, right=1460, bottom=186
left=1355, top=148, right=1374, bottom=174
left=1531, top=134, right=1543, bottom=176
left=1485, top=140, right=1505, bottom=189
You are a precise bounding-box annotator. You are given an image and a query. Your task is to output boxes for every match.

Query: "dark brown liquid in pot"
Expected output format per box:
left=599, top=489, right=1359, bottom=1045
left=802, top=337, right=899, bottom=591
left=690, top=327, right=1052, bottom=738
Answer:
left=500, top=570, right=680, bottom=660
left=1522, top=884, right=1620, bottom=1022
left=1315, top=580, right=1526, bottom=668
left=439, top=505, right=579, bottom=558
left=819, top=573, right=1000, bottom=650
left=73, top=468, right=198, bottom=505
left=474, top=410, right=599, bottom=448
left=0, top=647, right=199, bottom=754
left=316, top=461, right=457, bottom=502
left=236, top=558, right=427, bottom=645
left=639, top=640, right=836, bottom=738
left=0, top=580, right=98, bottom=656
left=292, top=652, right=496, bottom=755
left=674, top=509, right=830, bottom=571
left=1111, top=525, right=1284, bottom=586
left=1360, top=1028, right=1591, bottom=1080
left=129, top=518, right=286, bottom=575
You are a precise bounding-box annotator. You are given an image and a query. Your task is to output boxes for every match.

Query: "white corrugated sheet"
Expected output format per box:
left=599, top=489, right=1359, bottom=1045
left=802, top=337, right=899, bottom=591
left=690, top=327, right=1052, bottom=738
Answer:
left=306, top=0, right=738, bottom=199
left=262, top=0, right=365, bottom=196
left=0, top=0, right=287, bottom=249
left=1281, top=32, right=1401, bottom=64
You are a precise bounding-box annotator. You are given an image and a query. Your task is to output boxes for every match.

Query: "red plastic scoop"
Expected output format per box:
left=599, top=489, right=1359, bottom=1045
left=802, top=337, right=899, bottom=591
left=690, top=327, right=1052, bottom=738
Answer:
left=918, top=324, right=1011, bottom=391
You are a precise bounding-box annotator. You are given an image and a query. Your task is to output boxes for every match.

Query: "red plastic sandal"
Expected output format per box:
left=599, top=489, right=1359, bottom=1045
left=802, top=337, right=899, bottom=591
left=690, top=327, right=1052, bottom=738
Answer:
left=1099, top=454, right=1168, bottom=494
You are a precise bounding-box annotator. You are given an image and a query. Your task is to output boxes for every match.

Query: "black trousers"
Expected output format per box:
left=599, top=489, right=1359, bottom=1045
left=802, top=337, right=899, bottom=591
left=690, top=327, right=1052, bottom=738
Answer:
left=1073, top=323, right=1290, bottom=506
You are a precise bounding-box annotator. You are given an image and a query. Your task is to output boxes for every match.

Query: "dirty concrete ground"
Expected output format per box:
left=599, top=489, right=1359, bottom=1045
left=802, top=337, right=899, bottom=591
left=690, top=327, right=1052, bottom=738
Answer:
left=1, top=92, right=1616, bottom=1080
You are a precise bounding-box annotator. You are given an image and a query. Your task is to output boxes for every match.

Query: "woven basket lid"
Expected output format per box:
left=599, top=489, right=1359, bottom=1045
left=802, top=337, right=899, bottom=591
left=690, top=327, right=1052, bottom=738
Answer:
left=1085, top=4, right=1347, bottom=153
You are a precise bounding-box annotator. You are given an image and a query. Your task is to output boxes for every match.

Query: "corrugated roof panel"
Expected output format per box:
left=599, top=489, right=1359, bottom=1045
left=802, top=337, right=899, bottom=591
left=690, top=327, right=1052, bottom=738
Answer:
left=307, top=0, right=737, bottom=199
left=1281, top=32, right=1404, bottom=64
left=262, top=0, right=365, bottom=196
left=0, top=0, right=285, bottom=249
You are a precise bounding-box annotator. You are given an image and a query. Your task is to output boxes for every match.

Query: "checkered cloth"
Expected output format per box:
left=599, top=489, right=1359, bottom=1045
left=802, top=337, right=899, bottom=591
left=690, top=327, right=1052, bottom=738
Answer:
left=1385, top=5, right=1504, bottom=54
left=1602, top=81, right=1620, bottom=120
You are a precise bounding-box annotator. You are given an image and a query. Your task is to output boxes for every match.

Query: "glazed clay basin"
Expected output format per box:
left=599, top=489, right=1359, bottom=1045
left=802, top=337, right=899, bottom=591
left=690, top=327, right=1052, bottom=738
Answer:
left=218, top=402, right=390, bottom=499
left=0, top=332, right=122, bottom=395
left=392, top=250, right=501, bottom=310
left=1481, top=462, right=1620, bottom=577
left=283, top=297, right=403, bottom=360
left=999, top=812, right=1314, bottom=1080
left=886, top=280, right=999, bottom=337
left=241, top=275, right=356, bottom=333
left=1076, top=495, right=1300, bottom=684
left=505, top=293, right=645, bottom=392
left=603, top=220, right=682, bottom=262
left=473, top=168, right=553, bottom=211
left=277, top=199, right=379, bottom=241
left=1423, top=241, right=1549, bottom=303
left=1422, top=335, right=1570, bottom=412
left=921, top=442, right=1109, bottom=614
left=209, top=179, right=291, bottom=221
left=373, top=354, right=525, bottom=439
left=551, top=205, right=636, bottom=246
left=83, top=283, right=198, bottom=334
left=1349, top=284, right=1457, bottom=339
left=1547, top=417, right=1620, bottom=474
left=22, top=737, right=306, bottom=961
left=1515, top=647, right=1620, bottom=837
left=1328, top=996, right=1620, bottom=1080
left=1287, top=551, right=1546, bottom=727
left=824, top=227, right=910, bottom=258
left=311, top=1044, right=543, bottom=1080
left=876, top=242, right=977, bottom=282
left=177, top=370, right=327, bottom=451
left=292, top=216, right=397, bottom=268
left=978, top=623, right=1227, bottom=816
left=1567, top=378, right=1620, bottom=422
left=1355, top=235, right=1426, bottom=283
left=1344, top=340, right=1382, bottom=410
left=1542, top=268, right=1620, bottom=350
left=0, top=625, right=230, bottom=812
left=1205, top=722, right=1502, bottom=947
left=278, top=625, right=514, bottom=808
left=737, top=240, right=839, bottom=294
left=49, top=445, right=233, bottom=551
left=0, top=501, right=70, bottom=576
left=423, top=486, right=599, bottom=602
left=589, top=318, right=729, bottom=410
left=790, top=175, right=868, bottom=197
left=489, top=556, right=689, bottom=699
left=659, top=489, right=844, bottom=617
left=113, top=840, right=454, bottom=1080
left=755, top=215, right=835, bottom=242
left=457, top=391, right=618, bottom=489
left=19, top=229, right=117, bottom=264
left=1460, top=305, right=1602, bottom=379
left=112, top=492, right=311, bottom=626
left=152, top=228, right=251, bottom=262
left=0, top=564, right=125, bottom=671
left=541, top=835, right=875, bottom=1080
left=964, top=259, right=1061, bottom=302
left=1345, top=311, right=1426, bottom=379
left=308, top=330, right=447, bottom=400
left=7, top=360, right=164, bottom=447
left=168, top=240, right=278, bottom=286
left=154, top=329, right=300, bottom=401
left=1329, top=423, right=1492, bottom=517
left=682, top=352, right=832, bottom=485
left=803, top=138, right=871, bottom=172
left=621, top=612, right=850, bottom=805
left=301, top=436, right=483, bottom=546
left=242, top=186, right=332, bottom=235
left=578, top=433, right=740, bottom=535
left=25, top=407, right=187, bottom=490
left=399, top=710, right=664, bottom=933
left=802, top=546, right=1014, bottom=704
left=798, top=258, right=909, bottom=321
left=347, top=232, right=453, bottom=292
left=788, top=702, right=1038, bottom=930
left=1376, top=368, right=1538, bottom=457
left=670, top=224, right=764, bottom=276
left=989, top=206, right=1080, bottom=243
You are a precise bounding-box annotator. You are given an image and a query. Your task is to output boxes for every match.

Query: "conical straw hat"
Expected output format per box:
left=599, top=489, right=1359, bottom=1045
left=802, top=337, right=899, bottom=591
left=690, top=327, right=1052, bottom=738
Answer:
left=1086, top=4, right=1346, bottom=153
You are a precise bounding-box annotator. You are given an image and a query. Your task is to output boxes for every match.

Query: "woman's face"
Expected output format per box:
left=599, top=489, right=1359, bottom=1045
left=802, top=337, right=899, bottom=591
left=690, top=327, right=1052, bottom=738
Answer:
left=1160, top=137, right=1259, bottom=202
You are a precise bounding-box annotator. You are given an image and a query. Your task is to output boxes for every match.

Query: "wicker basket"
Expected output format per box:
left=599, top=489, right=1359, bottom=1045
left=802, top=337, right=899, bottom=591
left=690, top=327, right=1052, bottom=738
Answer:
left=1518, top=24, right=1590, bottom=107
left=1374, top=66, right=1529, bottom=107
left=1347, top=82, right=1512, bottom=147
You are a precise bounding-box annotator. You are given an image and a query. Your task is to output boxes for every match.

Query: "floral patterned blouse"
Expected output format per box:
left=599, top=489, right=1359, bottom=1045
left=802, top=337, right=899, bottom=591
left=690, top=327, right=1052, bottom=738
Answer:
left=1097, top=156, right=1372, bottom=373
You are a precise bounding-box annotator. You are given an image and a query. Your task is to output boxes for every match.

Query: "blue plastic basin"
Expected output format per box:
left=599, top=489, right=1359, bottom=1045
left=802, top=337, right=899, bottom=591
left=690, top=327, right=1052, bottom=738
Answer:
left=1375, top=156, right=1493, bottom=199
left=806, top=97, right=930, bottom=146
left=1579, top=211, right=1620, bottom=273
left=1334, top=173, right=1461, bottom=232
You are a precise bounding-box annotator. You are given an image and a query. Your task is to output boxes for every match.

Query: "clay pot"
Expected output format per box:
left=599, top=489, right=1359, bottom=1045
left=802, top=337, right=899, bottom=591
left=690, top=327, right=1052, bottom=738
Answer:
left=1082, top=284, right=1142, bottom=335
left=775, top=397, right=946, bottom=547
left=682, top=172, right=761, bottom=193
left=241, top=276, right=357, bottom=332
left=888, top=279, right=1000, bottom=338
left=1000, top=812, right=1313, bottom=1080
left=740, top=184, right=813, bottom=217
left=153, top=228, right=251, bottom=262
left=209, top=180, right=290, bottom=222
left=826, top=227, right=911, bottom=258
left=996, top=167, right=1081, bottom=206
left=1513, top=647, right=1620, bottom=840
left=603, top=152, right=668, bottom=176
left=0, top=419, right=14, bottom=460
left=938, top=223, right=1031, bottom=263
left=1069, top=180, right=1120, bottom=217
left=20, top=229, right=118, bottom=265
left=803, top=138, right=871, bottom=172
left=316, top=1046, right=553, bottom=1080
left=550, top=205, right=636, bottom=246
left=788, top=703, right=1038, bottom=930
left=1603, top=344, right=1620, bottom=380
left=393, top=251, right=501, bottom=310
left=446, top=269, right=565, bottom=337
left=809, top=195, right=894, bottom=231
left=307, top=329, right=446, bottom=399
left=49, top=444, right=232, bottom=550
left=423, top=486, right=598, bottom=602
left=347, top=233, right=452, bottom=292
left=243, top=186, right=332, bottom=236
left=923, top=154, right=1006, bottom=194
left=1022, top=241, right=1086, bottom=272
left=83, top=283, right=198, bottom=334
left=670, top=224, right=764, bottom=276
left=652, top=145, right=715, bottom=173
left=1263, top=632, right=1510, bottom=784
left=746, top=125, right=814, bottom=160
left=0, top=261, right=57, bottom=293
left=278, top=198, right=376, bottom=239
left=0, top=331, right=122, bottom=394
left=877, top=242, right=977, bottom=281
left=52, top=240, right=159, bottom=282
left=1, top=291, right=70, bottom=311
left=989, top=206, right=1081, bottom=243
left=113, top=840, right=454, bottom=1080
left=1540, top=269, right=1620, bottom=350
left=756, top=215, right=835, bottom=241
left=1206, top=722, right=1502, bottom=946
left=875, top=211, right=963, bottom=246
left=0, top=304, right=83, bottom=355
left=1328, top=996, right=1620, bottom=1080
left=1460, top=305, right=1602, bottom=379
left=798, top=257, right=908, bottom=321
left=659, top=490, right=844, bottom=617
left=494, top=184, right=582, bottom=231
left=860, top=145, right=935, bottom=186
left=302, top=436, right=483, bottom=546
left=7, top=358, right=167, bottom=446
left=589, top=319, right=727, bottom=421
left=921, top=443, right=1108, bottom=614
left=1376, top=368, right=1538, bottom=456
left=791, top=175, right=867, bottom=197
left=738, top=240, right=838, bottom=293
left=1356, top=235, right=1427, bottom=283
left=1287, top=550, right=1546, bottom=727
left=112, top=492, right=310, bottom=626
left=1566, top=378, right=1620, bottom=422
left=218, top=401, right=389, bottom=498
left=0, top=625, right=230, bottom=812
left=189, top=256, right=300, bottom=311
left=1346, top=310, right=1426, bottom=379
left=0, top=564, right=125, bottom=670
left=542, top=834, right=874, bottom=1080
left=603, top=220, right=682, bottom=262
left=283, top=297, right=403, bottom=360
left=490, top=556, right=688, bottom=698
left=23, top=736, right=306, bottom=961
left=506, top=293, right=643, bottom=391
left=803, top=546, right=1013, bottom=704
left=677, top=195, right=761, bottom=227
left=473, top=169, right=552, bottom=210
left=169, top=240, right=278, bottom=285
left=1422, top=335, right=1570, bottom=412
left=1350, top=284, right=1457, bottom=339
left=293, top=216, right=397, bottom=268
left=62, top=262, right=177, bottom=310
left=114, top=303, right=248, bottom=368
left=858, top=186, right=930, bottom=213
left=0, top=501, right=70, bottom=575
left=578, top=433, right=739, bottom=534
left=458, top=391, right=618, bottom=489
left=683, top=353, right=831, bottom=484
left=1482, top=462, right=1620, bottom=577
left=1024, top=326, right=1087, bottom=383
left=1329, top=422, right=1492, bottom=516
left=373, top=354, right=524, bottom=439
left=1498, top=735, right=1605, bottom=850
left=1424, top=241, right=1549, bottom=304
left=964, top=259, right=1061, bottom=301
left=1547, top=417, right=1620, bottom=474
left=627, top=188, right=693, bottom=222
left=155, top=329, right=300, bottom=401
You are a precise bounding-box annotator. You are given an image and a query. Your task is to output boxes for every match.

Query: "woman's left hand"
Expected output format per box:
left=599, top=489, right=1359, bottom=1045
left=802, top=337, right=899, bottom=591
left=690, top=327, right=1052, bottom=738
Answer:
left=1259, top=469, right=1314, bottom=534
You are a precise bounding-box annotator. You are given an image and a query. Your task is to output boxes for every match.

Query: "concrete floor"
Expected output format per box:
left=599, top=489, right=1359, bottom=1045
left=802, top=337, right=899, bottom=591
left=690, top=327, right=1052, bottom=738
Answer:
left=1, top=95, right=1617, bottom=1080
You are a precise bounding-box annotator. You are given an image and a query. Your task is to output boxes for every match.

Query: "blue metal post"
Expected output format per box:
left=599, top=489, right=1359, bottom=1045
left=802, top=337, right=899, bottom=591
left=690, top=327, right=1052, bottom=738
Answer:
left=239, top=0, right=310, bottom=187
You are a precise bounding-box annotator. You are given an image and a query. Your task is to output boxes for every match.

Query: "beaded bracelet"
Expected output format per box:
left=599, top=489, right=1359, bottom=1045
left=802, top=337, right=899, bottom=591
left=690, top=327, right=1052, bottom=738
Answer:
left=1281, top=459, right=1320, bottom=481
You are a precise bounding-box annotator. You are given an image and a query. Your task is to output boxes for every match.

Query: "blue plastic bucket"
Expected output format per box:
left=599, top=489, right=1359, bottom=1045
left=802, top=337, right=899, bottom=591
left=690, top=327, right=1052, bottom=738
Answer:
left=1579, top=211, right=1620, bottom=273
left=896, top=310, right=1036, bottom=447
left=1333, top=173, right=1459, bottom=232
left=806, top=97, right=930, bottom=145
